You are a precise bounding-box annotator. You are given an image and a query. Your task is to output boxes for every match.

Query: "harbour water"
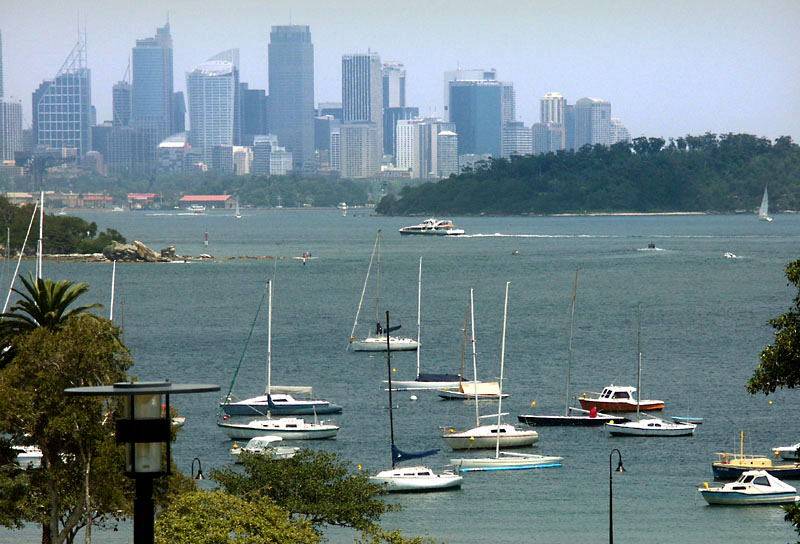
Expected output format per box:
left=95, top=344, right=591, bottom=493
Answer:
left=4, top=209, right=799, bottom=543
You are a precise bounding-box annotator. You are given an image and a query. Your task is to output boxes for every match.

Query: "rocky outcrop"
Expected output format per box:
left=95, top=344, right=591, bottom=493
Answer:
left=102, top=241, right=163, bottom=262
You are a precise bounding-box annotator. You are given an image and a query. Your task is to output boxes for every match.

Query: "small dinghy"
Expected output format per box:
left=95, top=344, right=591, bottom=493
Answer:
left=699, top=470, right=799, bottom=505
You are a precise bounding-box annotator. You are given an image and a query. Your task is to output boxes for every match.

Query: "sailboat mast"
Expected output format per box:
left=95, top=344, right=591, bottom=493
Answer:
left=267, top=279, right=273, bottom=398
left=375, top=231, right=381, bottom=331
left=470, top=288, right=479, bottom=427
left=566, top=268, right=578, bottom=417
left=109, top=261, right=117, bottom=320
left=458, top=299, right=469, bottom=389
left=348, top=230, right=380, bottom=347
left=386, top=310, right=395, bottom=466
left=36, top=190, right=44, bottom=279
left=496, top=281, right=510, bottom=459
left=416, top=257, right=422, bottom=379
left=636, top=302, right=641, bottom=419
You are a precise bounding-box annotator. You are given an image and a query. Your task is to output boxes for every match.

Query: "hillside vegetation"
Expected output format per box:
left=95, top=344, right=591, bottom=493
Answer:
left=376, top=133, right=800, bottom=215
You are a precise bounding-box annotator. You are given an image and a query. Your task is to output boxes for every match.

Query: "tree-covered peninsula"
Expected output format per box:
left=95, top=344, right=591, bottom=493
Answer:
left=376, top=133, right=800, bottom=216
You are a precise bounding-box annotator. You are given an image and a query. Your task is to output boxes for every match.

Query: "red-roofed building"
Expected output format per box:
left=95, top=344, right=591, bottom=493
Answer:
left=179, top=195, right=233, bottom=209
left=127, top=193, right=162, bottom=210
left=81, top=194, right=114, bottom=208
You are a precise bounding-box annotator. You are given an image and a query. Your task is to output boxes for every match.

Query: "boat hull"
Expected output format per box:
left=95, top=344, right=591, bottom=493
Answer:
left=517, top=414, right=621, bottom=426
left=700, top=489, right=799, bottom=505
left=712, top=463, right=800, bottom=480
left=773, top=444, right=800, bottom=461
left=369, top=468, right=463, bottom=492
left=220, top=399, right=343, bottom=417
left=350, top=337, right=420, bottom=352
left=442, top=431, right=539, bottom=450
left=578, top=398, right=664, bottom=412
left=388, top=379, right=461, bottom=390
left=218, top=421, right=339, bottom=441
left=451, top=454, right=563, bottom=472
left=438, top=390, right=508, bottom=400
left=606, top=421, right=695, bottom=436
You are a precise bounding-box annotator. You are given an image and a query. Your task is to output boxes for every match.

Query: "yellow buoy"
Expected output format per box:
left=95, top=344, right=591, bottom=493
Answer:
left=769, top=400, right=773, bottom=405
left=392, top=368, right=396, bottom=373
left=775, top=450, right=781, bottom=457
left=530, top=401, right=536, bottom=407
left=357, top=464, right=362, bottom=471
left=469, top=436, right=475, bottom=441
left=449, top=428, right=455, bottom=433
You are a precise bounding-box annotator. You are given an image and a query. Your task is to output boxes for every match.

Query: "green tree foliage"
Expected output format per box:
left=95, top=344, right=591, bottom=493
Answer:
left=0, top=274, right=101, bottom=370
left=154, top=489, right=319, bottom=544
left=376, top=133, right=800, bottom=215
left=748, top=260, right=800, bottom=395
left=0, top=196, right=126, bottom=255
left=212, top=449, right=395, bottom=536
left=0, top=316, right=133, bottom=543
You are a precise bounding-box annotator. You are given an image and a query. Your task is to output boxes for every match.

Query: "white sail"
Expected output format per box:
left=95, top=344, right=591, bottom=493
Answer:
left=759, top=186, right=772, bottom=221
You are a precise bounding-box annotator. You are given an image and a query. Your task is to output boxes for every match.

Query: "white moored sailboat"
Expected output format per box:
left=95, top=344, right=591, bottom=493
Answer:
left=369, top=311, right=463, bottom=492
left=450, top=283, right=563, bottom=472
left=386, top=257, right=461, bottom=391
left=758, top=185, right=773, bottom=221
left=443, top=287, right=537, bottom=450
left=349, top=231, right=420, bottom=352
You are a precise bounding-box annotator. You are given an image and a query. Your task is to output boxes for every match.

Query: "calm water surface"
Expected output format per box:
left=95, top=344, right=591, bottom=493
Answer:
left=4, top=209, right=799, bottom=543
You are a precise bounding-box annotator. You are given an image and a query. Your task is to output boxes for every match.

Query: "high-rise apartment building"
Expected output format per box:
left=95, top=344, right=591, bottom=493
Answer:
left=32, top=36, right=92, bottom=160
left=574, top=97, right=611, bottom=149
left=186, top=53, right=237, bottom=166
left=0, top=98, right=23, bottom=161
left=610, top=118, right=631, bottom=144
left=132, top=22, right=174, bottom=166
left=269, top=25, right=314, bottom=172
left=342, top=52, right=383, bottom=176
left=436, top=131, right=459, bottom=178
left=540, top=92, right=566, bottom=125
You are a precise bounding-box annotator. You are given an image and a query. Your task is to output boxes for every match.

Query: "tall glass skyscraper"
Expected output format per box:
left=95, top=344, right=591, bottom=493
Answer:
left=268, top=25, right=314, bottom=172
left=186, top=54, right=237, bottom=166
left=342, top=52, right=382, bottom=176
left=448, top=80, right=502, bottom=157
left=32, top=36, right=92, bottom=160
left=574, top=97, right=611, bottom=149
left=0, top=99, right=23, bottom=161
left=132, top=22, right=173, bottom=140
left=0, top=30, right=4, bottom=98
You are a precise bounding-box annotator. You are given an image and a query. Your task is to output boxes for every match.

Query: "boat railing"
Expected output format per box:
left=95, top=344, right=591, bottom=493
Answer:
left=713, top=452, right=772, bottom=464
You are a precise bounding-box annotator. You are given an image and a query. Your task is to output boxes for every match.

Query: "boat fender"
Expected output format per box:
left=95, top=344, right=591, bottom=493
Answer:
left=609, top=420, right=615, bottom=424
left=775, top=451, right=780, bottom=457
left=703, top=482, right=709, bottom=489
left=582, top=392, right=587, bottom=398
left=448, top=428, right=455, bottom=433
left=469, top=436, right=475, bottom=441
left=722, top=455, right=728, bottom=461
left=232, top=443, right=239, bottom=449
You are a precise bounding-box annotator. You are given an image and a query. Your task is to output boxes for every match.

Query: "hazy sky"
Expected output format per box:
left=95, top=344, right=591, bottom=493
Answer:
left=2, top=0, right=798, bottom=141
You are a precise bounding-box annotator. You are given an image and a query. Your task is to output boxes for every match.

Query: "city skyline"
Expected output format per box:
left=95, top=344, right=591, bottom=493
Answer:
left=1, top=0, right=798, bottom=142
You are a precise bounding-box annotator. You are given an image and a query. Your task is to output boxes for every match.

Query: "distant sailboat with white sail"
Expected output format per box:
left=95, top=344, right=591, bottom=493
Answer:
left=758, top=186, right=772, bottom=222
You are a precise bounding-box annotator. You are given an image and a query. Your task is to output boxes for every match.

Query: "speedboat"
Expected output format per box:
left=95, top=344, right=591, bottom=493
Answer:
left=578, top=385, right=664, bottom=412
left=369, top=466, right=463, bottom=492
left=442, top=423, right=538, bottom=450
left=606, top=415, right=696, bottom=437
left=217, top=417, right=339, bottom=440
left=699, top=470, right=800, bottom=505
left=230, top=435, right=299, bottom=462
left=773, top=442, right=800, bottom=461
left=398, top=218, right=465, bottom=236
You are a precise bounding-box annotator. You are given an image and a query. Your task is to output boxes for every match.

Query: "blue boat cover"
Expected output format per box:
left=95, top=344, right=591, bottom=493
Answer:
left=417, top=372, right=460, bottom=382
left=392, top=444, right=438, bottom=464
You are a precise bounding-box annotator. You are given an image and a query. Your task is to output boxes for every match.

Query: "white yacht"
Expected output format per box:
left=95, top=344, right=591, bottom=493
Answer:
left=399, top=218, right=464, bottom=236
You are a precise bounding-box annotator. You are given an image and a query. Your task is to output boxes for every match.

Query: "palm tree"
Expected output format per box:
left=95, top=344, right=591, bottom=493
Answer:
left=0, top=273, right=102, bottom=369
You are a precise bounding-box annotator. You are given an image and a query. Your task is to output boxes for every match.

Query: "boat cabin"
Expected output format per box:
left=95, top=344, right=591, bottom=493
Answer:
left=599, top=385, right=636, bottom=400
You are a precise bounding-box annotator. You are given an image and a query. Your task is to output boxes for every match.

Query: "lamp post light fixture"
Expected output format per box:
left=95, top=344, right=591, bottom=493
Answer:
left=191, top=457, right=204, bottom=480
left=609, top=448, right=625, bottom=544
left=65, top=380, right=219, bottom=544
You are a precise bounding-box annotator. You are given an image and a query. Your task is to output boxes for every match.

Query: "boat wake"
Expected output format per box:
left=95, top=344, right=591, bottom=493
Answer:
left=459, top=233, right=614, bottom=239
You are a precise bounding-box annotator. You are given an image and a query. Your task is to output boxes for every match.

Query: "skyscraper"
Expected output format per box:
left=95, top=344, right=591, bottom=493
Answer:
left=112, top=81, right=131, bottom=127
left=610, top=118, right=631, bottom=144
left=574, top=97, right=611, bottom=149
left=540, top=92, right=566, bottom=125
left=240, top=82, right=267, bottom=147
left=382, top=62, right=405, bottom=109
left=395, top=117, right=455, bottom=179
left=0, top=30, right=4, bottom=98
left=0, top=98, right=23, bottom=161
left=448, top=79, right=502, bottom=157
left=172, top=91, right=185, bottom=134
left=342, top=52, right=383, bottom=176
left=132, top=22, right=174, bottom=159
left=268, top=25, right=314, bottom=172
left=186, top=55, right=237, bottom=166
left=502, top=121, right=532, bottom=158
left=32, top=35, right=92, bottom=160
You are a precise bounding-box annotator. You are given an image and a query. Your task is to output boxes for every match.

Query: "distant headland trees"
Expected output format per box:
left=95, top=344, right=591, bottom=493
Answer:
left=376, top=133, right=800, bottom=216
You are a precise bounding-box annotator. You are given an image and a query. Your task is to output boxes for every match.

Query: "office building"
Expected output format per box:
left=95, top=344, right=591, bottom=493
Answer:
left=241, top=83, right=267, bottom=147
left=0, top=30, right=4, bottom=98
left=448, top=79, right=502, bottom=157
left=172, top=91, right=185, bottom=134
left=318, top=102, right=342, bottom=119
left=564, top=105, right=575, bottom=150
left=32, top=36, right=92, bottom=160
left=269, top=25, right=314, bottom=172
left=532, top=122, right=564, bottom=155
left=0, top=98, right=23, bottom=161
left=395, top=117, right=456, bottom=179
left=157, top=132, right=190, bottom=174
left=131, top=22, right=174, bottom=168
left=112, top=81, right=132, bottom=127
left=342, top=52, right=382, bottom=175
left=540, top=92, right=566, bottom=125
left=383, top=106, right=418, bottom=159
left=437, top=130, right=459, bottom=178
left=329, top=129, right=341, bottom=171
left=502, top=121, right=532, bottom=158
left=232, top=145, right=252, bottom=175
left=574, top=97, right=611, bottom=149
left=382, top=62, right=405, bottom=109
left=186, top=52, right=238, bottom=166
left=443, top=68, right=497, bottom=121
left=251, top=134, right=291, bottom=176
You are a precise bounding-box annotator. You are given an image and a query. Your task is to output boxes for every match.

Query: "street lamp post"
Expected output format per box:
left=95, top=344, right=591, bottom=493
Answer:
left=609, top=448, right=625, bottom=544
left=65, top=380, right=219, bottom=544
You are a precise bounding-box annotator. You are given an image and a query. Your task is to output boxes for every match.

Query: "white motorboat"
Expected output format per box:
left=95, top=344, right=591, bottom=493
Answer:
left=578, top=384, right=664, bottom=412
left=606, top=415, right=696, bottom=437
left=13, top=445, right=43, bottom=470
left=443, top=423, right=538, bottom=450
left=187, top=204, right=206, bottom=214
left=773, top=442, right=800, bottom=461
left=450, top=283, right=562, bottom=472
left=229, top=435, right=299, bottom=462
left=348, top=231, right=420, bottom=352
left=399, top=218, right=464, bottom=236
left=699, top=470, right=799, bottom=505
left=369, top=310, right=463, bottom=493
left=218, top=417, right=339, bottom=440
